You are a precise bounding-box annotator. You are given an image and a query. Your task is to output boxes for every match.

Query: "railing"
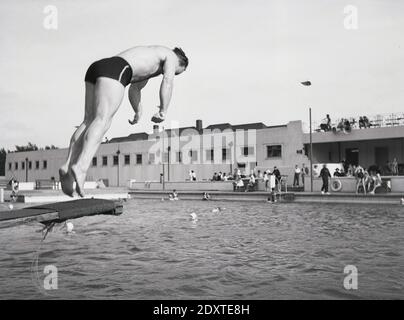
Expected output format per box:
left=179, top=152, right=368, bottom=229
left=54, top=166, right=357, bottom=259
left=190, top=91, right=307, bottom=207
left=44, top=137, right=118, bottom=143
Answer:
left=303, top=112, right=404, bottom=133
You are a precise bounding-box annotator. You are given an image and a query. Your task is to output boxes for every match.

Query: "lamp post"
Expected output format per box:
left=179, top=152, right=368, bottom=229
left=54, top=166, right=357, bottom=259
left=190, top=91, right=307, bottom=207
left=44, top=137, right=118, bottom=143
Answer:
left=161, top=126, right=165, bottom=190
left=167, top=146, right=171, bottom=182
left=301, top=80, right=313, bottom=192
left=228, top=141, right=234, bottom=174
left=25, top=157, right=28, bottom=182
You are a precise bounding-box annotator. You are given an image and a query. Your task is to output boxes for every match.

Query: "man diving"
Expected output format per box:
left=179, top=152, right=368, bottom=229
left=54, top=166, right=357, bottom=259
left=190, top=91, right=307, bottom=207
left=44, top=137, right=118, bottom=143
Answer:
left=59, top=45, right=189, bottom=197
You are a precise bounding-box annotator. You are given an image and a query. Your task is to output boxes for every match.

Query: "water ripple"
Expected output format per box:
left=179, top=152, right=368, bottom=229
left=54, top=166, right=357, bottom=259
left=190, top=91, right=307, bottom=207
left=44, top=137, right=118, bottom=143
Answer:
left=0, top=200, right=403, bottom=299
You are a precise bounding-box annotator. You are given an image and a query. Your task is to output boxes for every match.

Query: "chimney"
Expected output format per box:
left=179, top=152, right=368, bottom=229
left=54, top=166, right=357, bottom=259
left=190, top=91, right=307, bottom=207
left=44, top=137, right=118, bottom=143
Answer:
left=196, top=119, right=203, bottom=131
left=153, top=125, right=159, bottom=135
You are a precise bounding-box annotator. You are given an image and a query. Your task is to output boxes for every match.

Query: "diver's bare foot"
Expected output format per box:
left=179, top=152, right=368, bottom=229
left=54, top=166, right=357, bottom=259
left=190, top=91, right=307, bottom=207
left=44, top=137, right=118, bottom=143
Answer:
left=71, top=165, right=85, bottom=198
left=151, top=111, right=165, bottom=123
left=59, top=168, right=74, bottom=197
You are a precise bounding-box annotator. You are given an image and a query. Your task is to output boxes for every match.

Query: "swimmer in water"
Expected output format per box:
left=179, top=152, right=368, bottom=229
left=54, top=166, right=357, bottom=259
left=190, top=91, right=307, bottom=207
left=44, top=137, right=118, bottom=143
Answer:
left=65, top=221, right=75, bottom=234
left=59, top=46, right=189, bottom=197
left=202, top=192, right=211, bottom=200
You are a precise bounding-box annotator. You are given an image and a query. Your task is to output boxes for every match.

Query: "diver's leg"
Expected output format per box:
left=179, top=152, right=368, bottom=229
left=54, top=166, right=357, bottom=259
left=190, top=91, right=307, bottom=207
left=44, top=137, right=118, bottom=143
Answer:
left=59, top=82, right=95, bottom=196
left=71, top=78, right=124, bottom=197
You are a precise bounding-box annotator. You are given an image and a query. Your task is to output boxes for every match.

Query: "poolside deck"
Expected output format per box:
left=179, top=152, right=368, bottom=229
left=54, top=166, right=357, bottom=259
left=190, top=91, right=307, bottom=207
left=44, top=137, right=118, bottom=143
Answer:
left=129, top=190, right=404, bottom=205
left=1, top=187, right=402, bottom=205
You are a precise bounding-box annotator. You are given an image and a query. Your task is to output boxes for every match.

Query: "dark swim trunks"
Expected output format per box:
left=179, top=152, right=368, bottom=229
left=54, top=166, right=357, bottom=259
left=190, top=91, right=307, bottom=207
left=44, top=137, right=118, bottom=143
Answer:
left=84, top=56, right=133, bottom=87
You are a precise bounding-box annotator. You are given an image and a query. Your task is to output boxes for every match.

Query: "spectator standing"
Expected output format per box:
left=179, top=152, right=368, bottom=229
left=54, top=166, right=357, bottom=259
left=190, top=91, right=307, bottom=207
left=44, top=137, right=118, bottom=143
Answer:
left=392, top=158, right=398, bottom=175
left=263, top=171, right=269, bottom=191
left=273, top=166, right=281, bottom=191
left=293, top=165, right=301, bottom=186
left=326, top=114, right=331, bottom=131
left=301, top=163, right=309, bottom=187
left=355, top=165, right=366, bottom=194
left=319, top=164, right=331, bottom=194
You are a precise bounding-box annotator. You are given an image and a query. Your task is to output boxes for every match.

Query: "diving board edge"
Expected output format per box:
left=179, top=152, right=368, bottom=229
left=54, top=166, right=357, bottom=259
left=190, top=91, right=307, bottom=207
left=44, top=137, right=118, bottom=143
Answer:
left=0, top=199, right=123, bottom=225
left=18, top=192, right=130, bottom=203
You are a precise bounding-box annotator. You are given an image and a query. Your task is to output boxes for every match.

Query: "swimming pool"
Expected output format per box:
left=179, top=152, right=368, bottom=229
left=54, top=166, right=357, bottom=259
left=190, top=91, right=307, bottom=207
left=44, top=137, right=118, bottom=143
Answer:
left=0, top=199, right=402, bottom=299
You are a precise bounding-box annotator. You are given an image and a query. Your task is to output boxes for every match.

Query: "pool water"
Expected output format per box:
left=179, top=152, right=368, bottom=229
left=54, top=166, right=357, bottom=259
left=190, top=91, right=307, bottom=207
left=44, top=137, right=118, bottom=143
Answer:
left=0, top=199, right=403, bottom=299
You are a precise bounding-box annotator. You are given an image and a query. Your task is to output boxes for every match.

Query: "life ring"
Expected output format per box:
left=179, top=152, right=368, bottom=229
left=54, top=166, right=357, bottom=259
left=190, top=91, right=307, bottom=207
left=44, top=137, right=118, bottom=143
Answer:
left=331, top=179, right=342, bottom=192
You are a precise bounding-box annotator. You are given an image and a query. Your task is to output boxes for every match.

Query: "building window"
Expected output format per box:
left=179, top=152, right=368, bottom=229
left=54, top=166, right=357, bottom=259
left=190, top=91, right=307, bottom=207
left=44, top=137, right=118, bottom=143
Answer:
left=8, top=163, right=11, bottom=171
left=176, top=152, right=182, bottom=163
left=124, top=155, right=130, bottom=165
left=43, top=160, right=47, bottom=169
left=163, top=152, right=169, bottom=163
left=102, top=156, right=108, bottom=166
left=113, top=155, right=119, bottom=166
left=21, top=161, right=25, bottom=170
left=206, top=149, right=214, bottom=162
left=242, top=146, right=255, bottom=156
left=189, top=150, right=198, bottom=162
left=92, top=157, right=97, bottom=167
left=222, top=148, right=230, bottom=162
left=267, top=145, right=282, bottom=158
left=136, top=154, right=142, bottom=165
left=149, top=153, right=155, bottom=164
left=15, top=162, right=18, bottom=170
left=35, top=161, right=40, bottom=169
left=28, top=161, right=32, bottom=170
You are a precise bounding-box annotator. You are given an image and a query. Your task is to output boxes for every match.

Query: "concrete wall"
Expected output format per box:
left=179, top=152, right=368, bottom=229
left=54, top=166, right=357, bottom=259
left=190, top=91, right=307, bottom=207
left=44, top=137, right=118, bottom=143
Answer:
left=5, top=149, right=67, bottom=182
left=130, top=181, right=234, bottom=191
left=256, top=121, right=310, bottom=185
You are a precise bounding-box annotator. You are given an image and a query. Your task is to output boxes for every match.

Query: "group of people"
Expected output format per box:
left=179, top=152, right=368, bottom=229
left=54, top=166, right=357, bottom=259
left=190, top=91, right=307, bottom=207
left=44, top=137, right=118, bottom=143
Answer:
left=342, top=158, right=400, bottom=177
left=319, top=114, right=373, bottom=133
left=211, top=172, right=231, bottom=181
left=319, top=114, right=353, bottom=133
left=319, top=114, right=373, bottom=132
left=358, top=116, right=371, bottom=129
left=230, top=167, right=282, bottom=192
left=293, top=164, right=310, bottom=187
left=329, top=162, right=386, bottom=194
left=351, top=166, right=383, bottom=194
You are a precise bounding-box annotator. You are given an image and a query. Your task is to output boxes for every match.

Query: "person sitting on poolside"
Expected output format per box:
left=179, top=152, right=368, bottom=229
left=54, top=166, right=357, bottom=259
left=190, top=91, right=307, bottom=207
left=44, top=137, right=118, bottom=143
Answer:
left=369, top=172, right=382, bottom=194
left=246, top=174, right=256, bottom=192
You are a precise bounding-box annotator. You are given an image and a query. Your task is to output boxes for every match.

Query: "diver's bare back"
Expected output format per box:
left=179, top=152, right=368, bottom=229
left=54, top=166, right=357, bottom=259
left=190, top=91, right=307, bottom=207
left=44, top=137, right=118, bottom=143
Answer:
left=117, top=45, right=173, bottom=83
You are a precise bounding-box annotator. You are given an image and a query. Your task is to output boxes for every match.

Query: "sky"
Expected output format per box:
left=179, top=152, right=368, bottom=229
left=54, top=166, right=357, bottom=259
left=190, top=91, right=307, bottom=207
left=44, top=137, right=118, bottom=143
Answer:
left=0, top=0, right=403, bottom=150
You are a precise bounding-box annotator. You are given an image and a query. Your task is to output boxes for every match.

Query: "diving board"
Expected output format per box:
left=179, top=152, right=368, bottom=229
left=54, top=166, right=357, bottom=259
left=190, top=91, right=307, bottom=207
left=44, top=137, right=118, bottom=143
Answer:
left=0, top=199, right=123, bottom=226
left=17, top=192, right=130, bottom=203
